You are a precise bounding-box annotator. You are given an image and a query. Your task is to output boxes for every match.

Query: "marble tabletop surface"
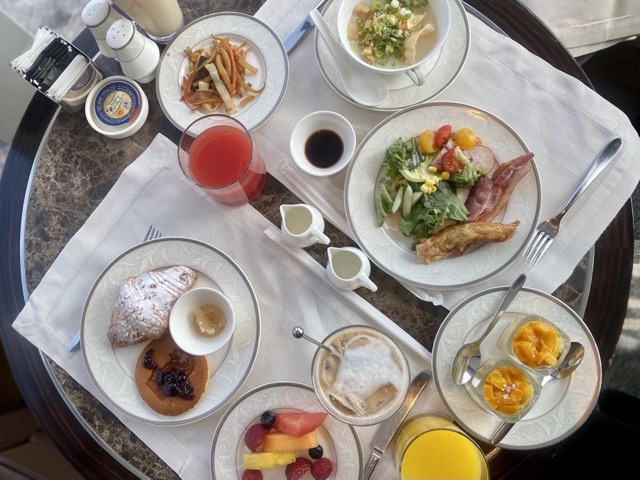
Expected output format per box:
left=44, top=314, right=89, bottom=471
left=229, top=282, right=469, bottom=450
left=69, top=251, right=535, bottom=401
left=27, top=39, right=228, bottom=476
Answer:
left=18, top=1, right=594, bottom=478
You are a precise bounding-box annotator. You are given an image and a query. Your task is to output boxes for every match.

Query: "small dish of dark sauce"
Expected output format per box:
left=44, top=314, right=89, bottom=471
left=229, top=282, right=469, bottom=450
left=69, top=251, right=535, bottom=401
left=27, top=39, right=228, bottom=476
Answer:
left=305, top=129, right=344, bottom=168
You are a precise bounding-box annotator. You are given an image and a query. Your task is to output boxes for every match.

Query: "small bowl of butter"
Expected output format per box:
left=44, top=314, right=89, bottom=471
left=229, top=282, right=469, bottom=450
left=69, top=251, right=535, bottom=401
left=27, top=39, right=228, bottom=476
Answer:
left=169, top=287, right=235, bottom=356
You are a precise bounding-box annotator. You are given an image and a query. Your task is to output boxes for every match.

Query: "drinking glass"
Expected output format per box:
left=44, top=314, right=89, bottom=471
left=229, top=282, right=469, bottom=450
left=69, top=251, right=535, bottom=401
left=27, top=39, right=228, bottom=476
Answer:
left=395, top=415, right=489, bottom=480
left=311, top=325, right=409, bottom=426
left=178, top=115, right=267, bottom=206
left=111, top=0, right=184, bottom=43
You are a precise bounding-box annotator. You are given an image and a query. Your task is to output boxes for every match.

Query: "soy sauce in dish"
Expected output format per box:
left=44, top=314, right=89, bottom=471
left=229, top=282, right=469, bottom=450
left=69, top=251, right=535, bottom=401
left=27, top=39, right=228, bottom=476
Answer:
left=305, top=129, right=343, bottom=168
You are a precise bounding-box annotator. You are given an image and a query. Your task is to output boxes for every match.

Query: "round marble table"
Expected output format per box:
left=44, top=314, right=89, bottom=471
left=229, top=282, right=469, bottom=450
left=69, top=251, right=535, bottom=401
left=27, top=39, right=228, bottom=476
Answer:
left=0, top=0, right=634, bottom=479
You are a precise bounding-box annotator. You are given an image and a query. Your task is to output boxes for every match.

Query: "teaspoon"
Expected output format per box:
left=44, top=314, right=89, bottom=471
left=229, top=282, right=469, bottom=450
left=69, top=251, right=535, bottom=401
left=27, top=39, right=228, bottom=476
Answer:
left=309, top=9, right=388, bottom=107
left=292, top=326, right=333, bottom=353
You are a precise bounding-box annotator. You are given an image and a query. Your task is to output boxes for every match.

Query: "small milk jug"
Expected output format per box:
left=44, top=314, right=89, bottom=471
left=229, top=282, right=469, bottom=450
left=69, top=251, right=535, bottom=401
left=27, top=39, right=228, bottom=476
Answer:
left=326, top=246, right=377, bottom=292
left=279, top=204, right=330, bottom=248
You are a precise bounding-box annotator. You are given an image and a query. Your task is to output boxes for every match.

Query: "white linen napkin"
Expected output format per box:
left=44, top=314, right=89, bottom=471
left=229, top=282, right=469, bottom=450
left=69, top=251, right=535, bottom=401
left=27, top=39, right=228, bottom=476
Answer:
left=12, top=133, right=447, bottom=479
left=254, top=0, right=640, bottom=310
left=519, top=0, right=640, bottom=56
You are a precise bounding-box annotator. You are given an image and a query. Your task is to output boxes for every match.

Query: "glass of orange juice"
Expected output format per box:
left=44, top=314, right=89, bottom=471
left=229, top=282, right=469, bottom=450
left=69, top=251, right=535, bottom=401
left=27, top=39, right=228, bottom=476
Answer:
left=395, top=415, right=489, bottom=480
left=178, top=115, right=267, bottom=206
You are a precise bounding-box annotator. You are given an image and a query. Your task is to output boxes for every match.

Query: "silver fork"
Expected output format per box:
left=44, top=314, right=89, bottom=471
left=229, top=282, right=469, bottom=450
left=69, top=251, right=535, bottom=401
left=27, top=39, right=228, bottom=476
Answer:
left=521, top=138, right=623, bottom=265
left=67, top=226, right=163, bottom=352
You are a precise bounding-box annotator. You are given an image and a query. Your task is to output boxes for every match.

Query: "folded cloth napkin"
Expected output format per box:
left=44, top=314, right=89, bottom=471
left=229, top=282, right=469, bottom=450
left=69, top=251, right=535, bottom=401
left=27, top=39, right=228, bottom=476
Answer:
left=254, top=0, right=640, bottom=310
left=12, top=133, right=448, bottom=479
left=519, top=0, right=640, bottom=57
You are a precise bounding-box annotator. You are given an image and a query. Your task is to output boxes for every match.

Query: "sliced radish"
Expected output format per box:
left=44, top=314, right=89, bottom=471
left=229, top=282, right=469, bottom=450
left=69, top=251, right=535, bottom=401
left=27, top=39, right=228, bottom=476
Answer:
left=466, top=145, right=497, bottom=174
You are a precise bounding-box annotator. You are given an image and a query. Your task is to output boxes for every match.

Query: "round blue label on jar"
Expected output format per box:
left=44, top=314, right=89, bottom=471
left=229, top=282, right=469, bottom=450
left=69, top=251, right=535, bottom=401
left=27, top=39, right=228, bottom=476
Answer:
left=93, top=80, right=141, bottom=127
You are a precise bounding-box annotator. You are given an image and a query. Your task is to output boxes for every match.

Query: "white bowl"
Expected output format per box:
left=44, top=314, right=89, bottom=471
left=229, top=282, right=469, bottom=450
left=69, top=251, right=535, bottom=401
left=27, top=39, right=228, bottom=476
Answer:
left=169, top=287, right=235, bottom=356
left=336, top=0, right=451, bottom=78
left=289, top=110, right=356, bottom=176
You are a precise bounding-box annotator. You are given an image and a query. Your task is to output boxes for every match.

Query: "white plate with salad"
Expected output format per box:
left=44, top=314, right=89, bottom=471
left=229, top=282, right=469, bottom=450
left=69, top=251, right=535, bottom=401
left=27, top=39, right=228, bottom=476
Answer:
left=344, top=102, right=541, bottom=290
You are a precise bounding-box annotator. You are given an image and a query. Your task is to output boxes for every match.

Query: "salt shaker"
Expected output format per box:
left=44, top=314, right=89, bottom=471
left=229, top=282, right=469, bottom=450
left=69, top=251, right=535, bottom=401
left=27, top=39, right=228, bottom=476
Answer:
left=106, top=19, right=159, bottom=83
left=81, top=0, right=123, bottom=58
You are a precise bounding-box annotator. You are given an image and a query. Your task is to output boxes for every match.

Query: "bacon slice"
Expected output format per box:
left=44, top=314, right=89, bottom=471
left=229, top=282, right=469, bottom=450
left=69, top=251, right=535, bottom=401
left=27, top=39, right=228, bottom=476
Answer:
left=416, top=221, right=520, bottom=264
left=465, top=152, right=534, bottom=223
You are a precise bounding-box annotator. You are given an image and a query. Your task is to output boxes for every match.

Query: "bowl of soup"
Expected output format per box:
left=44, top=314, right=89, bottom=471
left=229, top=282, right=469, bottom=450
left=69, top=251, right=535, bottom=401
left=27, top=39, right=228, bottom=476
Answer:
left=335, top=0, right=451, bottom=85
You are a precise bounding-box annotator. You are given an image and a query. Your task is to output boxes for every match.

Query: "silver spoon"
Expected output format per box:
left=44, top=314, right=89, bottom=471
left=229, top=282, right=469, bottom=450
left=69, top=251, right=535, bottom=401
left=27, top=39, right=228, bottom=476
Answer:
left=451, top=274, right=527, bottom=385
left=309, top=9, right=388, bottom=107
left=292, top=326, right=333, bottom=353
left=489, top=341, right=586, bottom=445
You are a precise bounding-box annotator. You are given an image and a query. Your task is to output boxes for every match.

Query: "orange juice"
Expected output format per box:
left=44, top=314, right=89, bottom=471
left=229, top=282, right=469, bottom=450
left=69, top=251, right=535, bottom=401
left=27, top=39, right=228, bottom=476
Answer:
left=395, top=416, right=488, bottom=480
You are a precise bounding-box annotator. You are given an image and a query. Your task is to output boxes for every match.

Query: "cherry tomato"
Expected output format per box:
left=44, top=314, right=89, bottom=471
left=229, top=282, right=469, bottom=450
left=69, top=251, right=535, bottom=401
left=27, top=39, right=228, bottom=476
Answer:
left=434, top=125, right=452, bottom=148
left=419, top=130, right=436, bottom=153
left=454, top=128, right=479, bottom=150
left=441, top=149, right=464, bottom=173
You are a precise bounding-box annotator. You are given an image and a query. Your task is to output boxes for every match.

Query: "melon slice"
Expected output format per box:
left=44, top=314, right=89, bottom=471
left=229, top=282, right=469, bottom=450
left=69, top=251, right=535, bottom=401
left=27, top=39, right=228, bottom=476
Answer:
left=262, top=431, right=318, bottom=453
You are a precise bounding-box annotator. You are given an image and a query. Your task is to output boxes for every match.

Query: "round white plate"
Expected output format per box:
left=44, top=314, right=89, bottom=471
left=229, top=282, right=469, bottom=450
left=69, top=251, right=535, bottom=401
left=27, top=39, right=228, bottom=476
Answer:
left=156, top=12, right=289, bottom=132
left=344, top=102, right=541, bottom=290
left=211, top=382, right=363, bottom=479
left=82, top=237, right=261, bottom=426
left=432, top=287, right=601, bottom=449
left=315, top=0, right=469, bottom=110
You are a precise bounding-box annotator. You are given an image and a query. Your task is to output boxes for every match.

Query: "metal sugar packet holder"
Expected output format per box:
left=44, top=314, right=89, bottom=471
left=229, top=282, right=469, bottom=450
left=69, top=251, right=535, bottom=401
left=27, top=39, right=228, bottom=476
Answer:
left=11, top=27, right=103, bottom=112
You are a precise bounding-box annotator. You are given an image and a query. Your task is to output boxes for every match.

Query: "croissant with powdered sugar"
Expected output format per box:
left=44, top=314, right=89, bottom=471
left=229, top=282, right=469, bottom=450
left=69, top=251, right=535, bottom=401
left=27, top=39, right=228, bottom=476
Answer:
left=107, top=266, right=197, bottom=347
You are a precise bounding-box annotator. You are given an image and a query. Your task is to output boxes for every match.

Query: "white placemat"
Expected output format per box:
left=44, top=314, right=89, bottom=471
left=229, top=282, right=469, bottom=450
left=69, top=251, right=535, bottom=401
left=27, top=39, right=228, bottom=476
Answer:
left=13, top=134, right=446, bottom=479
left=254, top=0, right=640, bottom=309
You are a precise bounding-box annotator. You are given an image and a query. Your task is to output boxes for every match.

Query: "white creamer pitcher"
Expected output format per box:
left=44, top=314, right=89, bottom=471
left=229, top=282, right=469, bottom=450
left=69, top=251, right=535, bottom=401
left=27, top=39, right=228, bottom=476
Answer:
left=326, top=246, right=377, bottom=292
left=279, top=204, right=330, bottom=248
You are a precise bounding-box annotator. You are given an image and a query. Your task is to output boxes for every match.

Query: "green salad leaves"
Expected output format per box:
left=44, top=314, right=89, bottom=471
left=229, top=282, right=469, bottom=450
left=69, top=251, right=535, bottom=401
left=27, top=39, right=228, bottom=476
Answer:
left=376, top=135, right=484, bottom=249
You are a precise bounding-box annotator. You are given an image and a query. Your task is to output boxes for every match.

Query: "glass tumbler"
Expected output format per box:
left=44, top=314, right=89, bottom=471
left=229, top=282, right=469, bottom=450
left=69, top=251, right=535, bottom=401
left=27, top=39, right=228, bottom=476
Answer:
left=178, top=115, right=267, bottom=206
left=395, top=415, right=489, bottom=480
left=111, top=0, right=184, bottom=43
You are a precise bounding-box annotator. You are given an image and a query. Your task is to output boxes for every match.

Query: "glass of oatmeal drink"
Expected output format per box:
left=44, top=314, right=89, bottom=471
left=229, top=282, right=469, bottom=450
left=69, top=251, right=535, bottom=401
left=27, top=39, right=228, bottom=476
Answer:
left=112, top=0, right=184, bottom=43
left=311, top=325, right=410, bottom=426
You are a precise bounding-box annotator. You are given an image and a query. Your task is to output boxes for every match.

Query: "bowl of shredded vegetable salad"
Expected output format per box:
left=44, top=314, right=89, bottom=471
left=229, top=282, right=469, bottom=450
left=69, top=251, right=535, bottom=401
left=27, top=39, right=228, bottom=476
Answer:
left=336, top=0, right=451, bottom=80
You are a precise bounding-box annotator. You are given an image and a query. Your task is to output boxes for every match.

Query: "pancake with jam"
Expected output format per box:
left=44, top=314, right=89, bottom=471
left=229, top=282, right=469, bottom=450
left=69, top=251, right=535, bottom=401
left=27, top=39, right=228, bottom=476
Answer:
left=135, top=334, right=208, bottom=416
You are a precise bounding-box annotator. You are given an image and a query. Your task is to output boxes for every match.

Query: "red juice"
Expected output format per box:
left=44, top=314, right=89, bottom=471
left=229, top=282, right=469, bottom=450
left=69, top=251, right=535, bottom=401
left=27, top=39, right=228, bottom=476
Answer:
left=188, top=125, right=266, bottom=204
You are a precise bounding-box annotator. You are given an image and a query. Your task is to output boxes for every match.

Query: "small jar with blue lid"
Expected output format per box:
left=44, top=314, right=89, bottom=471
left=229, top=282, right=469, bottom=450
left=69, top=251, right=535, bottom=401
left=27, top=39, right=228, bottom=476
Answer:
left=85, top=75, right=148, bottom=139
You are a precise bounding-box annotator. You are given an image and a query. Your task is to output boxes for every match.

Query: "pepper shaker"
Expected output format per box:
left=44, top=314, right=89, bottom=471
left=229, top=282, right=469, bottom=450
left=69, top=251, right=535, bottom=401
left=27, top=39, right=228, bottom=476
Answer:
left=81, top=0, right=123, bottom=58
left=106, top=19, right=159, bottom=83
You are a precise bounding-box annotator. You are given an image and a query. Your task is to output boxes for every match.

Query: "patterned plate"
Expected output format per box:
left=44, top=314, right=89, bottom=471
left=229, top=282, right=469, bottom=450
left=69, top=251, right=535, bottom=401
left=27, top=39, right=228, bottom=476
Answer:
left=432, top=287, right=601, bottom=449
left=212, top=382, right=362, bottom=479
left=156, top=12, right=289, bottom=132
left=82, top=237, right=260, bottom=425
left=315, top=0, right=469, bottom=110
left=344, top=101, right=541, bottom=290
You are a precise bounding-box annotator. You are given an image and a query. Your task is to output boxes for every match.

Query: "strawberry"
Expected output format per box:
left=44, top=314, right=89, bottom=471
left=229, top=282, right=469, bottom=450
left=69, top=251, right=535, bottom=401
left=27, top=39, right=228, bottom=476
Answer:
left=311, top=457, right=333, bottom=480
left=285, top=457, right=312, bottom=480
left=244, top=423, right=270, bottom=452
left=241, top=470, right=263, bottom=480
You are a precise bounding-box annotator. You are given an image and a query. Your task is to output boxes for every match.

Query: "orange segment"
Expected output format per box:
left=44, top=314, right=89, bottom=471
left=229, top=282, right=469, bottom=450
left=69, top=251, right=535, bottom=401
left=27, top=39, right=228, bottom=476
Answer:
left=512, top=320, right=561, bottom=368
left=482, top=365, right=533, bottom=416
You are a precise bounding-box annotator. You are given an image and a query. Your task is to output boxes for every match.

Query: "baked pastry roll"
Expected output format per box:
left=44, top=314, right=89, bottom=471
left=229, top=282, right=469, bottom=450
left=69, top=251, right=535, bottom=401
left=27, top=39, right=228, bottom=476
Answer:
left=107, top=266, right=197, bottom=347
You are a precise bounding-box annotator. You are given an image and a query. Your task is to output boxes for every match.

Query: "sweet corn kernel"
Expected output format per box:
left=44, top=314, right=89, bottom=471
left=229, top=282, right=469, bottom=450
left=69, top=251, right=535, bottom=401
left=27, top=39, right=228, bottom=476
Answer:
left=441, top=171, right=450, bottom=180
left=425, top=178, right=436, bottom=187
left=427, top=166, right=437, bottom=173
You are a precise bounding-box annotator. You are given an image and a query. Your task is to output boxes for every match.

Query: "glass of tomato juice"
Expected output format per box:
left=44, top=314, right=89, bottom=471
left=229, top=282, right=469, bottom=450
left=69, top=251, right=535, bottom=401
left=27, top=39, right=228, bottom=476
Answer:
left=178, top=115, right=267, bottom=206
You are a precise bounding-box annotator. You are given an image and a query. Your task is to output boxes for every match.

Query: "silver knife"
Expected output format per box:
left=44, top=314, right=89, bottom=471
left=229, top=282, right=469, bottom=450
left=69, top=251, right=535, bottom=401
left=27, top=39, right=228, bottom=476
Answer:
left=363, top=370, right=431, bottom=480
left=282, top=0, right=330, bottom=54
